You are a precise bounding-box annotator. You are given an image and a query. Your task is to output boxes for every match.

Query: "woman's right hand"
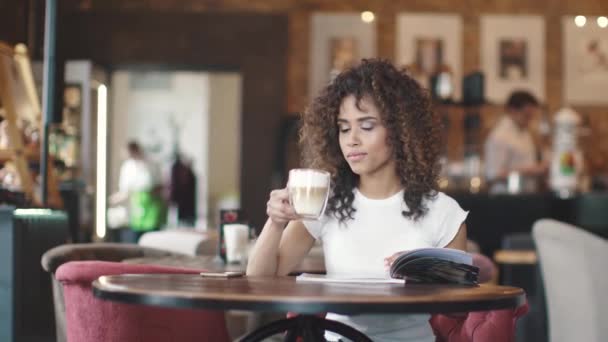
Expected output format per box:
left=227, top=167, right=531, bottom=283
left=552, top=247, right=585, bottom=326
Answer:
left=266, top=188, right=299, bottom=228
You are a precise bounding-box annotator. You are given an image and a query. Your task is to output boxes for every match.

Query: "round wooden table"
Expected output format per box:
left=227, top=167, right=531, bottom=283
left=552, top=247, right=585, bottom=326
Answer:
left=93, top=275, right=525, bottom=342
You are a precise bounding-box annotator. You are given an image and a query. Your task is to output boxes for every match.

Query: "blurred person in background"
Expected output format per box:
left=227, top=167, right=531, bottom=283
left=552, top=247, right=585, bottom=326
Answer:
left=484, top=90, right=549, bottom=193
left=109, top=140, right=166, bottom=243
left=169, top=152, right=197, bottom=227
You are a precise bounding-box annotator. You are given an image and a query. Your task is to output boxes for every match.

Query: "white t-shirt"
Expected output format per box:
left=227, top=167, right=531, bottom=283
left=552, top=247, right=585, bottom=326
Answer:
left=303, top=189, right=468, bottom=342
left=118, top=158, right=155, bottom=193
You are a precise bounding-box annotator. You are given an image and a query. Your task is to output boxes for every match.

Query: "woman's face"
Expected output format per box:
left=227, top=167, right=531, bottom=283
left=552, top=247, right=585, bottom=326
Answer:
left=337, top=94, right=395, bottom=178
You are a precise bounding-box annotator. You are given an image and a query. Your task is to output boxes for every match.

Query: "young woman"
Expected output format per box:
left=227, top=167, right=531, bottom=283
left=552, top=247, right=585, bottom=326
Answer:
left=247, top=59, right=468, bottom=341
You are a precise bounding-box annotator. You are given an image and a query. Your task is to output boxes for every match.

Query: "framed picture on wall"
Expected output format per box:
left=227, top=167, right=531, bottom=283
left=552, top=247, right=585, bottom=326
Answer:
left=309, top=13, right=377, bottom=99
left=480, top=15, right=545, bottom=104
left=396, top=13, right=463, bottom=100
left=563, top=16, right=608, bottom=105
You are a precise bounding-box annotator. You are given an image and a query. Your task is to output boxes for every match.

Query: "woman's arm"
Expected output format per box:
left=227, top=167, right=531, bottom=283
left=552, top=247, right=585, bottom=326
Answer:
left=246, top=189, right=316, bottom=276
left=247, top=219, right=315, bottom=276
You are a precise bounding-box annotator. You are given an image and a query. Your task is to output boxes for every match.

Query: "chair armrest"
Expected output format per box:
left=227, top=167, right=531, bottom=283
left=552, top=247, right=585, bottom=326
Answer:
left=55, top=260, right=203, bottom=284
left=42, top=243, right=180, bottom=273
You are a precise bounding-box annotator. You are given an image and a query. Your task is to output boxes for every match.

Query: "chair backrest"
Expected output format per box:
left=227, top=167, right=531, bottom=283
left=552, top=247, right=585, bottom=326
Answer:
left=40, top=243, right=183, bottom=342
left=430, top=302, right=529, bottom=342
left=533, top=219, right=608, bottom=342
left=55, top=260, right=229, bottom=342
left=41, top=242, right=180, bottom=274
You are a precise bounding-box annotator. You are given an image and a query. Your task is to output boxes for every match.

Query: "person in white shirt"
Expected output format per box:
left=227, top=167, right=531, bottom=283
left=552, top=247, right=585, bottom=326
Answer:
left=247, top=59, right=468, bottom=342
left=484, top=91, right=548, bottom=193
left=110, top=141, right=165, bottom=243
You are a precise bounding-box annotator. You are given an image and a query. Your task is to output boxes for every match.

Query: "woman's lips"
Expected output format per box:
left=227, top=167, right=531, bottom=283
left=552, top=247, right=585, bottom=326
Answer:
left=347, top=152, right=367, bottom=162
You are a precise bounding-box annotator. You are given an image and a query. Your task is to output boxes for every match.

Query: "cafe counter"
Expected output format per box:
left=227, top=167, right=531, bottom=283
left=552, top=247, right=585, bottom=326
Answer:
left=449, top=191, right=608, bottom=257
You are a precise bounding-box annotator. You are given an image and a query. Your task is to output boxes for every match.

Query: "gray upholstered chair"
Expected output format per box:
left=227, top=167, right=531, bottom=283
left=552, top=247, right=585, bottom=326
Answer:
left=41, top=243, right=182, bottom=342
left=533, top=219, right=608, bottom=342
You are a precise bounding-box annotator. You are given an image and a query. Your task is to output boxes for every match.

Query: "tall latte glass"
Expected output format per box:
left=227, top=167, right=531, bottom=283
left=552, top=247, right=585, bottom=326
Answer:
left=288, top=169, right=331, bottom=220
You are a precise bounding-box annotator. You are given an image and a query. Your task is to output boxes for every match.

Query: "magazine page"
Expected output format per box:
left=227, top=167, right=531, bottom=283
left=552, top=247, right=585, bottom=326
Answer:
left=389, top=248, right=479, bottom=285
left=392, top=248, right=472, bottom=267
left=296, top=273, right=405, bottom=284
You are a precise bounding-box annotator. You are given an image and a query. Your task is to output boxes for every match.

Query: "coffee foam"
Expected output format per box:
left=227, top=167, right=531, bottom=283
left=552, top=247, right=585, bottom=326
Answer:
left=288, top=170, right=329, bottom=187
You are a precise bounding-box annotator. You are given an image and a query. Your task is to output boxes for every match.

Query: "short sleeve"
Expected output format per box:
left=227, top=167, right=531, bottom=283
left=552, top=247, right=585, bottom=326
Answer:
left=431, top=193, right=469, bottom=248
left=301, top=216, right=329, bottom=240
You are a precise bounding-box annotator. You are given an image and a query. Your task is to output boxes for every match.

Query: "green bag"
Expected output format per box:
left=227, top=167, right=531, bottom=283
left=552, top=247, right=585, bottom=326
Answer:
left=129, top=191, right=166, bottom=231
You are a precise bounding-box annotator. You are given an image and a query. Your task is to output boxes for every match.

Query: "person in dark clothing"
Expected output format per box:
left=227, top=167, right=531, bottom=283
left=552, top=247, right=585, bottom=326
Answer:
left=169, top=154, right=197, bottom=226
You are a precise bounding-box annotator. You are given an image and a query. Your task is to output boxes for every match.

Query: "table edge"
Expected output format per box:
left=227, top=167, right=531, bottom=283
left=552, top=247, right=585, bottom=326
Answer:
left=92, top=278, right=526, bottom=314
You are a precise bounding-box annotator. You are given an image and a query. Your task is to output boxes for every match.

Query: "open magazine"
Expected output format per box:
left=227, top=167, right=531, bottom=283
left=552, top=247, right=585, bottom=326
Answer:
left=296, top=248, right=479, bottom=285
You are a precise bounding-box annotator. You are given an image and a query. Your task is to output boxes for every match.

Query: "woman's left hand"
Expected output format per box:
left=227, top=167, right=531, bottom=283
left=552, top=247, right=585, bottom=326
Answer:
left=383, top=251, right=406, bottom=269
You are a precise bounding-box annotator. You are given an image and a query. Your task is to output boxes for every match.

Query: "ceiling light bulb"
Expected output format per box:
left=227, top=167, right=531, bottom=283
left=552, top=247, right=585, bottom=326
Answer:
left=574, top=15, right=587, bottom=27
left=361, top=11, right=375, bottom=23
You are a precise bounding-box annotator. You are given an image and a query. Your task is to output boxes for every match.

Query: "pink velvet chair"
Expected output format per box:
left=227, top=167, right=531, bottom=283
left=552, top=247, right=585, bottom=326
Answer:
left=429, top=253, right=529, bottom=342
left=55, top=260, right=230, bottom=342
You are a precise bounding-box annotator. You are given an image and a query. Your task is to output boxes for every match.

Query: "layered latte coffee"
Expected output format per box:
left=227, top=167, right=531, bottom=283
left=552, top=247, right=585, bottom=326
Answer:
left=288, top=169, right=330, bottom=220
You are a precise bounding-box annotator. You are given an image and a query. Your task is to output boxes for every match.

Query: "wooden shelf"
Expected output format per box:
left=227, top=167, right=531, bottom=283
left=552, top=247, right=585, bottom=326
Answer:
left=1, top=41, right=63, bottom=209
left=0, top=148, right=40, bottom=163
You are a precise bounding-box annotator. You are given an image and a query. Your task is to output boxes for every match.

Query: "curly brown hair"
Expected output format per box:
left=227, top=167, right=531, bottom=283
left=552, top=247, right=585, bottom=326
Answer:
left=299, top=59, right=442, bottom=222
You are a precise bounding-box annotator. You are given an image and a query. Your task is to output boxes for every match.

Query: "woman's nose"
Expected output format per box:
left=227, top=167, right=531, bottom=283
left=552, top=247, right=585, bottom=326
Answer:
left=347, top=129, right=361, bottom=146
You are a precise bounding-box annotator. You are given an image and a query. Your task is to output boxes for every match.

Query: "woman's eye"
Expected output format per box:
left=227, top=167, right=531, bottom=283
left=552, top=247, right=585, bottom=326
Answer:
left=361, top=123, right=375, bottom=131
left=338, top=126, right=350, bottom=133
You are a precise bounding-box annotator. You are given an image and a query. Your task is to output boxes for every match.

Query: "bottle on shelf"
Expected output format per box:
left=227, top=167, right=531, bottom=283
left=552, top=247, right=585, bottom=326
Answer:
left=549, top=107, right=583, bottom=197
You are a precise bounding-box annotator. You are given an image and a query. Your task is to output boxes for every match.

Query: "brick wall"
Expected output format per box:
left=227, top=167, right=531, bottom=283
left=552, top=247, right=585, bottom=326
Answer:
left=3, top=0, right=607, bottom=175
left=58, top=0, right=608, bottom=172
